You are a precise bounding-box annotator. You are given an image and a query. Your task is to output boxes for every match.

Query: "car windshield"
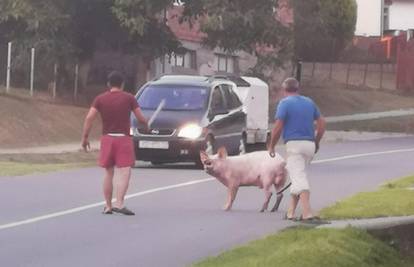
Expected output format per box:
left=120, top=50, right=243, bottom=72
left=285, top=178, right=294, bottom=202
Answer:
left=137, top=85, right=209, bottom=111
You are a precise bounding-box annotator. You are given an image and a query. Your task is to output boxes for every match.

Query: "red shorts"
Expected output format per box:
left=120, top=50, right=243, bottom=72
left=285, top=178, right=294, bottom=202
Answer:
left=99, top=135, right=135, bottom=168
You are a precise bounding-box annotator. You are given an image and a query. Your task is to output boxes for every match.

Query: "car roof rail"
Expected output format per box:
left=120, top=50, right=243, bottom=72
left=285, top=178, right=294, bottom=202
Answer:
left=208, top=75, right=251, bottom=87
left=152, top=74, right=166, bottom=81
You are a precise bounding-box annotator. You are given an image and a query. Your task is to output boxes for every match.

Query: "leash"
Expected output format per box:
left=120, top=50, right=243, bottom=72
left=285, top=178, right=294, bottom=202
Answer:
left=271, top=182, right=291, bottom=212
left=276, top=182, right=291, bottom=195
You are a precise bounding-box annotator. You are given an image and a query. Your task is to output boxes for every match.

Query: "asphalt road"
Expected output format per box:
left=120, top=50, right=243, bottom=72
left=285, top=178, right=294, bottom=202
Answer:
left=1, top=136, right=414, bottom=267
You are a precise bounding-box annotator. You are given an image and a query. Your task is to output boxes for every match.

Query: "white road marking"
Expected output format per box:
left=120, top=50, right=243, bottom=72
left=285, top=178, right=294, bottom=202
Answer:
left=0, top=178, right=214, bottom=231
left=313, top=148, right=414, bottom=164
left=1, top=147, right=414, bottom=231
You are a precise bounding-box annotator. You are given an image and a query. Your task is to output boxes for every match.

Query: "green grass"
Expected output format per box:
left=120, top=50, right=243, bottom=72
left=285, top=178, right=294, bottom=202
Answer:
left=194, top=227, right=407, bottom=267
left=320, top=176, right=414, bottom=220
left=0, top=162, right=94, bottom=177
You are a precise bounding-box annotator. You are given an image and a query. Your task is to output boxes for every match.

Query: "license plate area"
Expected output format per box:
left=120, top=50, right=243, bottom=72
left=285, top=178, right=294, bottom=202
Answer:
left=139, top=140, right=169, bottom=149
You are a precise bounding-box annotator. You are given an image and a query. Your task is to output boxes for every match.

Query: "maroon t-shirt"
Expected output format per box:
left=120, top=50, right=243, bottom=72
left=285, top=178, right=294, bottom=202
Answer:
left=92, top=90, right=139, bottom=136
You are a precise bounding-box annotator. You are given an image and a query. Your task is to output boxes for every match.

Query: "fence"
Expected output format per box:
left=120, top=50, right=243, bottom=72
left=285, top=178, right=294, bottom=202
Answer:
left=0, top=42, right=80, bottom=99
left=301, top=62, right=397, bottom=90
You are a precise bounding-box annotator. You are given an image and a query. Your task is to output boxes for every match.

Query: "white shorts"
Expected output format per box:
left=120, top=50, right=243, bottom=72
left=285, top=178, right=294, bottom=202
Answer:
left=285, top=140, right=315, bottom=195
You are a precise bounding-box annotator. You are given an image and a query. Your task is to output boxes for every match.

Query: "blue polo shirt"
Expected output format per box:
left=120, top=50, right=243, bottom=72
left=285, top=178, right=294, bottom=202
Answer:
left=275, top=95, right=321, bottom=143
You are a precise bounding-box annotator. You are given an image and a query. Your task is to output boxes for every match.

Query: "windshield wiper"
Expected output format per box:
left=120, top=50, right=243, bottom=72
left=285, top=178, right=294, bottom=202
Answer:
left=148, top=99, right=166, bottom=128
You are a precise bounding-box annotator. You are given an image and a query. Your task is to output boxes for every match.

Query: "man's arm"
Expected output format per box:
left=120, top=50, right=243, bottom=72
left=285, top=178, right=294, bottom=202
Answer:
left=133, top=107, right=149, bottom=132
left=268, top=119, right=284, bottom=157
left=314, top=116, right=326, bottom=153
left=81, top=107, right=98, bottom=152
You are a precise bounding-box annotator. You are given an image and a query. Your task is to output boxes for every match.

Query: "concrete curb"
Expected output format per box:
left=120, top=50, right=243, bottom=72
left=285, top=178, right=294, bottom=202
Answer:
left=318, top=215, right=414, bottom=230
left=325, top=108, right=414, bottom=123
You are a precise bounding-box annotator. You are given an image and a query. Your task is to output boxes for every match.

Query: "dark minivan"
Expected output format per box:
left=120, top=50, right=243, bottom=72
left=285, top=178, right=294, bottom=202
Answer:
left=130, top=75, right=248, bottom=167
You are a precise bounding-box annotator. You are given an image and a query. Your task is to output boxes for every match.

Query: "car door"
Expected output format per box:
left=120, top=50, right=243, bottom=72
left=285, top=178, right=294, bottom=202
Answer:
left=207, top=85, right=227, bottom=150
left=207, top=83, right=245, bottom=154
left=220, top=84, right=246, bottom=154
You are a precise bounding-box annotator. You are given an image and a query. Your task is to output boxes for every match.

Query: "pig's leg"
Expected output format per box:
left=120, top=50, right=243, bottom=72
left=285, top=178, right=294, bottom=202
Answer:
left=260, top=184, right=273, bottom=212
left=271, top=177, right=286, bottom=212
left=223, top=186, right=239, bottom=211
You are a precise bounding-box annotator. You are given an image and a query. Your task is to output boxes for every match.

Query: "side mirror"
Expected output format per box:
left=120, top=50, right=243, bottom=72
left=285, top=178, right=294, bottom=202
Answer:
left=209, top=108, right=229, bottom=120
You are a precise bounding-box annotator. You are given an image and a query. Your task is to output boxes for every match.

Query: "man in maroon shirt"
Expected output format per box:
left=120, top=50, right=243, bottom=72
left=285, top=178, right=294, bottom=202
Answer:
left=81, top=71, right=148, bottom=215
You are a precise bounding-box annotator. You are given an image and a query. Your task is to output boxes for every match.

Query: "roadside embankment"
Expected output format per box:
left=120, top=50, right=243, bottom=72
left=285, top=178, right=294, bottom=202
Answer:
left=194, top=175, right=414, bottom=267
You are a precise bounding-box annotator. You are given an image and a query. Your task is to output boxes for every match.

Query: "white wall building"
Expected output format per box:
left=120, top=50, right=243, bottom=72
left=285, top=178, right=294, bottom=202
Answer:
left=355, top=0, right=383, bottom=36
left=355, top=0, right=414, bottom=37
left=386, top=0, right=414, bottom=31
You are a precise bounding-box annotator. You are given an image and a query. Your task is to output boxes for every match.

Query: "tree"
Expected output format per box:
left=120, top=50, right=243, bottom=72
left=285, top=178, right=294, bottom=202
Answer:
left=0, top=0, right=181, bottom=90
left=112, top=1, right=181, bottom=65
left=0, top=0, right=76, bottom=87
left=181, top=0, right=291, bottom=53
left=179, top=0, right=293, bottom=81
left=292, top=0, right=357, bottom=61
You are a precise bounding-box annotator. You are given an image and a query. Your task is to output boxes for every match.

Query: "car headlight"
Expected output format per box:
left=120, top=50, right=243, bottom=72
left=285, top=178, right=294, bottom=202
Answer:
left=178, top=124, right=203, bottom=139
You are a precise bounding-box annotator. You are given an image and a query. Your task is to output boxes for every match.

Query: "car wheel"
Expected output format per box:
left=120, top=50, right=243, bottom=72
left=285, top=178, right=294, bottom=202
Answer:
left=239, top=134, right=247, bottom=155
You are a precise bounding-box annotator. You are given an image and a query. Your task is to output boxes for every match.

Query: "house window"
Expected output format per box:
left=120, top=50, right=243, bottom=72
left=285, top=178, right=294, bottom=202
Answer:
left=174, top=53, right=185, bottom=67
left=383, top=6, right=390, bottom=31
left=214, top=54, right=237, bottom=73
left=171, top=50, right=196, bottom=69
left=173, top=0, right=184, bottom=6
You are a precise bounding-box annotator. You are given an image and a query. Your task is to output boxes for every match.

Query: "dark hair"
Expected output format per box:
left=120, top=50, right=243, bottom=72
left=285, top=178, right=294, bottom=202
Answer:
left=282, top=77, right=300, bottom=92
left=107, top=71, right=125, bottom=88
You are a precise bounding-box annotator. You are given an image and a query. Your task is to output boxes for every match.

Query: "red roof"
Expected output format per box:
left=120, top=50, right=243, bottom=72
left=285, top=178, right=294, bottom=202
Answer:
left=167, top=7, right=206, bottom=43
left=167, top=1, right=293, bottom=43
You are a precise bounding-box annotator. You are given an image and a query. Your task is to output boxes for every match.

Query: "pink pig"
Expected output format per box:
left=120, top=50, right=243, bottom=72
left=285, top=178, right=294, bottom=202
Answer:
left=199, top=147, right=287, bottom=212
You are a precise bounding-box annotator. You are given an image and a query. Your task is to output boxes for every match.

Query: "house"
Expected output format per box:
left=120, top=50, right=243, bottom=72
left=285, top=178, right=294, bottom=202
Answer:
left=355, top=0, right=383, bottom=37
left=149, top=0, right=293, bottom=79
left=354, top=0, right=414, bottom=90
left=87, top=1, right=293, bottom=91
left=149, top=6, right=256, bottom=78
left=354, top=0, right=414, bottom=59
left=355, top=0, right=414, bottom=36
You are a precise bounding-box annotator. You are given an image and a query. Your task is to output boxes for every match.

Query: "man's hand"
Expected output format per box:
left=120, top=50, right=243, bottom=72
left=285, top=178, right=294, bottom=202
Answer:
left=81, top=107, right=97, bottom=153
left=268, top=119, right=283, bottom=158
left=314, top=117, right=325, bottom=154
left=144, top=122, right=150, bottom=134
left=82, top=138, right=90, bottom=152
left=268, top=145, right=276, bottom=158
left=315, top=141, right=320, bottom=154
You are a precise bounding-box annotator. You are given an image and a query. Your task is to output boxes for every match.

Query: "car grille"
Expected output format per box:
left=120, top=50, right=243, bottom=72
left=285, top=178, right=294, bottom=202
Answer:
left=138, top=128, right=176, bottom=136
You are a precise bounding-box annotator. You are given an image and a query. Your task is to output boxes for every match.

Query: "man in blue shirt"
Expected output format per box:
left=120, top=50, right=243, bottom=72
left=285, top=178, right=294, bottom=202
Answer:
left=268, top=77, right=325, bottom=222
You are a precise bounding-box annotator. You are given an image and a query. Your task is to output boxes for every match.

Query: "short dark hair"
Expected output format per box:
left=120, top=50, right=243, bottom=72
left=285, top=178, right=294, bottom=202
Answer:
left=107, top=71, right=125, bottom=88
left=282, top=77, right=300, bottom=92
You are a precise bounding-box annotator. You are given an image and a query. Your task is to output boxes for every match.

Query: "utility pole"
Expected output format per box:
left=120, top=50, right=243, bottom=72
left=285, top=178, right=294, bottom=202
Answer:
left=6, top=42, right=12, bottom=93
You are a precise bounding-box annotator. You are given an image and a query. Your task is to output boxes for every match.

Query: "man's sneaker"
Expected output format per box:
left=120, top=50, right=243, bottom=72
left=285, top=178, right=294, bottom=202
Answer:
left=112, top=207, right=135, bottom=216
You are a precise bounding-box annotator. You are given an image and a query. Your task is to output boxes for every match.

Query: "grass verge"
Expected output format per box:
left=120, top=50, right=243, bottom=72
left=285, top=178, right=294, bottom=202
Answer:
left=0, top=162, right=94, bottom=177
left=320, top=175, right=414, bottom=220
left=0, top=151, right=97, bottom=176
left=194, top=175, right=414, bottom=267
left=194, top=227, right=410, bottom=267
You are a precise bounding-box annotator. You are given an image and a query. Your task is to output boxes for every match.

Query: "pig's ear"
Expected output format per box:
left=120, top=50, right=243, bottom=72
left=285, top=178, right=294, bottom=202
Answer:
left=217, top=147, right=228, bottom=159
left=199, top=150, right=210, bottom=163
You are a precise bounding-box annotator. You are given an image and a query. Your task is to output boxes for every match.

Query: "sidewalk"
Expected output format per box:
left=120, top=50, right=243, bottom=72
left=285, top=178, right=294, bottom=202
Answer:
left=0, top=131, right=410, bottom=155
left=325, top=108, right=414, bottom=123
